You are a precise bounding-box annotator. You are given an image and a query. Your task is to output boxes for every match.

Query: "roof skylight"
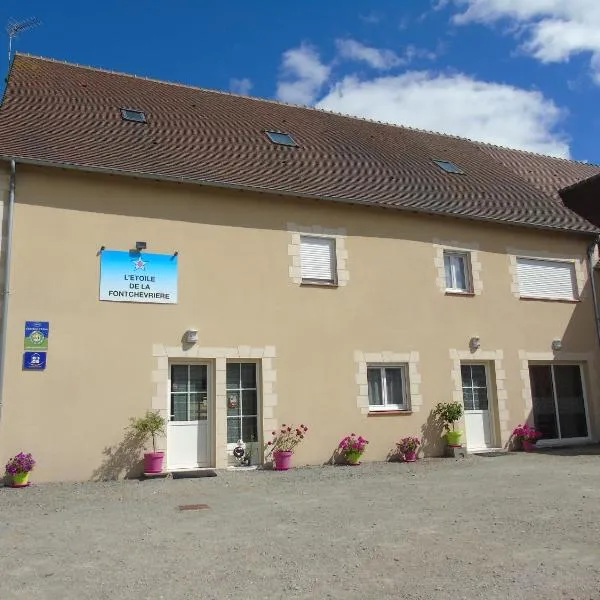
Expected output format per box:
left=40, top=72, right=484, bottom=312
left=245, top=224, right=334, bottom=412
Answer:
left=433, top=159, right=464, bottom=174
left=121, top=108, right=147, bottom=123
left=265, top=131, right=297, bottom=147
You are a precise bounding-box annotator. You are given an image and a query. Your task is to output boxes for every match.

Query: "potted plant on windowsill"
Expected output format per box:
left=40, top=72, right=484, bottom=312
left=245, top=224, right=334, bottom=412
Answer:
left=512, top=424, right=542, bottom=452
left=266, top=424, right=309, bottom=471
left=338, top=433, right=369, bottom=465
left=5, top=452, right=36, bottom=487
left=130, top=410, right=167, bottom=474
left=433, top=401, right=464, bottom=447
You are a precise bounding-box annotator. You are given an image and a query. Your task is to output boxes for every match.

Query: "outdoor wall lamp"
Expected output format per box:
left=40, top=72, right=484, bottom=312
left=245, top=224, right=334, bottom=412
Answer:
left=469, top=336, right=481, bottom=351
left=185, top=329, right=199, bottom=344
left=135, top=241, right=147, bottom=251
left=552, top=339, right=563, bottom=352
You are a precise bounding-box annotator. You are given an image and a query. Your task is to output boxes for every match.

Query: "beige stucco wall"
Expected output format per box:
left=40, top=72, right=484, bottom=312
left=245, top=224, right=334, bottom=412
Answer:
left=0, top=165, right=598, bottom=482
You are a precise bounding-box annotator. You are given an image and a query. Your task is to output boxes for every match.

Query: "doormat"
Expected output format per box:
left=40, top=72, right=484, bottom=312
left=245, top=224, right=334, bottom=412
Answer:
left=474, top=451, right=513, bottom=458
left=178, top=504, right=210, bottom=511
left=171, top=470, right=217, bottom=479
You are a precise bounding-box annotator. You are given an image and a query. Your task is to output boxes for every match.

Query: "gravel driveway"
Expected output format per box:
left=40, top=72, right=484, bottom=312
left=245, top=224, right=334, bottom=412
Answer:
left=1, top=450, right=600, bottom=600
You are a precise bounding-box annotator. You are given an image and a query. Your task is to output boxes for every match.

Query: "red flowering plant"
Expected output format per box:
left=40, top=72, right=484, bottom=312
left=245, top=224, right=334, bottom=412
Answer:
left=396, top=436, right=421, bottom=454
left=266, top=424, right=308, bottom=456
left=512, top=424, right=542, bottom=443
left=339, top=434, right=369, bottom=457
left=5, top=452, right=36, bottom=475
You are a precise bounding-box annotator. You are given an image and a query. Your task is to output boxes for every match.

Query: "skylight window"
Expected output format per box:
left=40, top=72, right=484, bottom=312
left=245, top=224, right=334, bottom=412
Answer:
left=121, top=108, right=147, bottom=123
left=265, top=131, right=297, bottom=147
left=433, top=159, right=464, bottom=174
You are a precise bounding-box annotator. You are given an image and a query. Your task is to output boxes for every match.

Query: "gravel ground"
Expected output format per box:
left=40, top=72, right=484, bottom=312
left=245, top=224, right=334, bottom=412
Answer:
left=1, top=450, right=600, bottom=600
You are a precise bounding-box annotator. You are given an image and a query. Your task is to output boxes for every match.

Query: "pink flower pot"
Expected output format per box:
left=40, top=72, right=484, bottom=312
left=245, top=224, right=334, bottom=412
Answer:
left=273, top=450, right=293, bottom=471
left=144, top=451, right=165, bottom=474
left=403, top=451, right=417, bottom=462
left=522, top=440, right=536, bottom=453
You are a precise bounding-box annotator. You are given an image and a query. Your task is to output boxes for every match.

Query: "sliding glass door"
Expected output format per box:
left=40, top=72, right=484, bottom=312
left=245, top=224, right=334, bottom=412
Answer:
left=529, top=364, right=589, bottom=442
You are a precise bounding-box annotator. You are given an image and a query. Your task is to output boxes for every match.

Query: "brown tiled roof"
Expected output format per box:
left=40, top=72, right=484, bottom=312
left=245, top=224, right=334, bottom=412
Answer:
left=1, top=54, right=599, bottom=234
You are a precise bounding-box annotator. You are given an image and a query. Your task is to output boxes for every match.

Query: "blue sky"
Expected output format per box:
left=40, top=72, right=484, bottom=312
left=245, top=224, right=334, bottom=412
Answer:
left=3, top=0, right=600, bottom=162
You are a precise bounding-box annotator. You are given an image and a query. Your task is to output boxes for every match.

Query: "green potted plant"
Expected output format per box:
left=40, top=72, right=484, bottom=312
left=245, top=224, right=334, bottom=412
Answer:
left=338, top=433, right=369, bottom=465
left=433, top=401, right=464, bottom=447
left=5, top=452, right=36, bottom=487
left=129, top=410, right=167, bottom=474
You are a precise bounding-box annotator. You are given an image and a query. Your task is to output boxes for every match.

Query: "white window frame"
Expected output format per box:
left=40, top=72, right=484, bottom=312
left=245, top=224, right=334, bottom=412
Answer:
left=516, top=257, right=578, bottom=301
left=444, top=250, right=472, bottom=293
left=367, top=364, right=410, bottom=412
left=300, top=235, right=337, bottom=285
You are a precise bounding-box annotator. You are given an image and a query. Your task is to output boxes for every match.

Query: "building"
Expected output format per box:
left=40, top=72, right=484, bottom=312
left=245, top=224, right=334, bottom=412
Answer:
left=0, top=54, right=599, bottom=482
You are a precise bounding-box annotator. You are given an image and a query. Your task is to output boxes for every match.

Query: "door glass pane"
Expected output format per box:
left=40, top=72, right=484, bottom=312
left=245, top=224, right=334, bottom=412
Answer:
left=461, top=365, right=472, bottom=389
left=227, top=417, right=241, bottom=443
left=189, top=365, right=207, bottom=393
left=367, top=369, right=383, bottom=406
left=472, top=387, right=488, bottom=411
left=385, top=368, right=404, bottom=406
left=171, top=365, right=188, bottom=393
left=189, top=392, right=207, bottom=421
left=241, top=363, right=257, bottom=389
left=462, top=388, right=475, bottom=411
left=554, top=365, right=588, bottom=438
left=243, top=389, right=257, bottom=416
left=242, top=416, right=258, bottom=443
left=471, top=365, right=487, bottom=388
left=530, top=365, right=558, bottom=439
left=171, top=394, right=188, bottom=421
left=226, top=363, right=240, bottom=390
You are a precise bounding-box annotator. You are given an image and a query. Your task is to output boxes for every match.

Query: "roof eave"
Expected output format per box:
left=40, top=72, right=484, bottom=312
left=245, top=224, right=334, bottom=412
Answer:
left=2, top=154, right=597, bottom=237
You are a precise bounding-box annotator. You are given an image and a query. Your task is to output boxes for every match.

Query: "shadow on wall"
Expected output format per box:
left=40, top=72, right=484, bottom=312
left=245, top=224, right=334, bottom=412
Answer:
left=420, top=410, right=445, bottom=457
left=91, top=429, right=145, bottom=481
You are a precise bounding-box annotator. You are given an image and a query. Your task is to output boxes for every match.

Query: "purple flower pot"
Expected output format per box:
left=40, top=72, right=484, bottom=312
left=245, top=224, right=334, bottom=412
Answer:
left=522, top=440, right=536, bottom=453
left=144, top=451, right=165, bottom=474
left=273, top=450, right=293, bottom=471
left=403, top=451, right=417, bottom=462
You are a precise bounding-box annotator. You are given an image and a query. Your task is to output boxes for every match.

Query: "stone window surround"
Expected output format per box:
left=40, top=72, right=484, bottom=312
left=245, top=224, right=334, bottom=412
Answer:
left=152, top=344, right=277, bottom=469
left=449, top=348, right=509, bottom=446
left=518, top=350, right=593, bottom=422
left=507, top=248, right=586, bottom=300
left=288, top=223, right=349, bottom=286
left=355, top=351, right=422, bottom=414
left=433, top=239, right=483, bottom=296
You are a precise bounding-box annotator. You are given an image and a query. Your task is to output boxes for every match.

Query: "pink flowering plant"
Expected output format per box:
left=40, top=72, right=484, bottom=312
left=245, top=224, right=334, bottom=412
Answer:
left=397, top=436, right=421, bottom=454
left=339, top=433, right=369, bottom=456
left=5, top=452, right=36, bottom=475
left=512, top=424, right=542, bottom=443
left=266, top=424, right=308, bottom=456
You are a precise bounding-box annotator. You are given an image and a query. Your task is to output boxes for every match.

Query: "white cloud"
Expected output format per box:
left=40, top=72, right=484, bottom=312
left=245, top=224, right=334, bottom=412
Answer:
left=336, top=39, right=403, bottom=70
left=230, top=77, right=253, bottom=95
left=450, top=0, right=600, bottom=81
left=276, top=44, right=330, bottom=105
left=316, top=72, right=569, bottom=157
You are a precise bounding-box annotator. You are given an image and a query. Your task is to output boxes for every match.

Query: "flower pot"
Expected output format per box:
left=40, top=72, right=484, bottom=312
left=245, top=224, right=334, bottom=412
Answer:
left=273, top=450, right=293, bottom=471
left=345, top=450, right=363, bottom=465
left=403, top=451, right=417, bottom=463
left=144, top=451, right=165, bottom=474
left=10, top=472, right=30, bottom=487
left=446, top=431, right=463, bottom=447
left=522, top=440, right=536, bottom=452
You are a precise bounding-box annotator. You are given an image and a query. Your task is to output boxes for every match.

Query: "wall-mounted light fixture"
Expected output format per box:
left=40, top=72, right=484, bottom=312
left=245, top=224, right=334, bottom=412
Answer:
left=469, top=336, right=481, bottom=352
left=135, top=241, right=147, bottom=251
left=185, top=329, right=199, bottom=344
left=551, top=339, right=563, bottom=352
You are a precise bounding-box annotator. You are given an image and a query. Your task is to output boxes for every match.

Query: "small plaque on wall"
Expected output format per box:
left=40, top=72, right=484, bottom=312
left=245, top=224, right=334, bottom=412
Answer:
left=23, top=352, right=47, bottom=370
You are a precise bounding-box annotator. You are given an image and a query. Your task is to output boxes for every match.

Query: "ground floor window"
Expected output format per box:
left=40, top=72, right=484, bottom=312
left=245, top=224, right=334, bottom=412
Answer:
left=529, top=364, right=588, bottom=440
left=170, top=364, right=208, bottom=421
left=226, top=362, right=258, bottom=443
left=367, top=365, right=409, bottom=411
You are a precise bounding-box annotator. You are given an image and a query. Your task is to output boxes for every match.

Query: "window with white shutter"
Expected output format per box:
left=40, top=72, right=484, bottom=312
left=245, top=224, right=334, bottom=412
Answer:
left=300, top=236, right=336, bottom=283
left=516, top=258, right=577, bottom=300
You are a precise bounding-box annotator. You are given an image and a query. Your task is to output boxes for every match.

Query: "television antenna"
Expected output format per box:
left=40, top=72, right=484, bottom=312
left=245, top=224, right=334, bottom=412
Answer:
left=7, top=17, right=41, bottom=67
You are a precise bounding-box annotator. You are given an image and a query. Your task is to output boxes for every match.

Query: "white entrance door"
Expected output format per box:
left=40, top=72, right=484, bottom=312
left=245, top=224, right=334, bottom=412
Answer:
left=167, top=364, right=210, bottom=470
left=462, top=364, right=492, bottom=451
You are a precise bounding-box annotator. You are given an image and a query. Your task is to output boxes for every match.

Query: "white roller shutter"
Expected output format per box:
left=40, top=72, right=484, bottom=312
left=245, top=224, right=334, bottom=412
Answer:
left=516, top=258, right=577, bottom=300
left=300, top=236, right=336, bottom=282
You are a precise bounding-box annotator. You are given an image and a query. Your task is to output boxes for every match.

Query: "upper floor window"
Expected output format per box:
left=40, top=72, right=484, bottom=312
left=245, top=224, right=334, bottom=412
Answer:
left=265, top=131, right=297, bottom=147
left=433, top=159, right=464, bottom=174
left=300, top=236, right=337, bottom=284
left=516, top=258, right=577, bottom=301
left=444, top=250, right=472, bottom=293
left=121, top=108, right=147, bottom=123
